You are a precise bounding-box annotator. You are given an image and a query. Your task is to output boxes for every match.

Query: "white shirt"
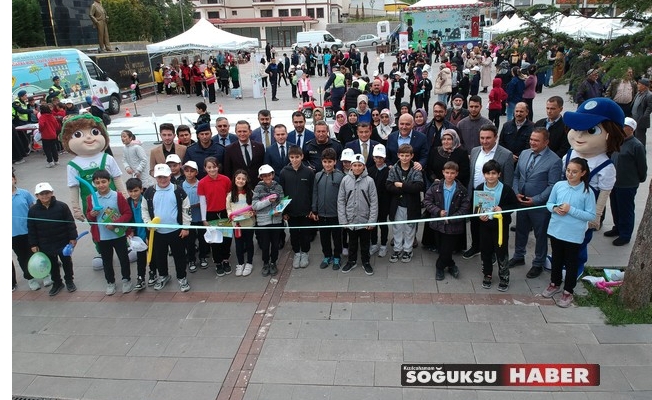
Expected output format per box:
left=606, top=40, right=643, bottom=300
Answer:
left=473, top=143, right=498, bottom=188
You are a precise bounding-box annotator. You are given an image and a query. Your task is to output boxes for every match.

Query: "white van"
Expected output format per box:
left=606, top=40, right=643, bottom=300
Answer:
left=293, top=31, right=343, bottom=51
left=12, top=49, right=122, bottom=114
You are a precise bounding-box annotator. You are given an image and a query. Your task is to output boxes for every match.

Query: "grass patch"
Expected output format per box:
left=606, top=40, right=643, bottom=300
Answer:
left=575, top=268, right=652, bottom=325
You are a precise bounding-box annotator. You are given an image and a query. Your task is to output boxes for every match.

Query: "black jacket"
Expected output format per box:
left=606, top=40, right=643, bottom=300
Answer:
left=28, top=197, right=78, bottom=255
left=386, top=162, right=425, bottom=220
left=278, top=163, right=315, bottom=217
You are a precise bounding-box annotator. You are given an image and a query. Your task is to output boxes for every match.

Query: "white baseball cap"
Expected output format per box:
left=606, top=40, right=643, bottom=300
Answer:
left=372, top=144, right=386, bottom=158
left=153, top=164, right=172, bottom=177
left=624, top=117, right=637, bottom=130
left=351, top=154, right=366, bottom=165
left=165, top=154, right=182, bottom=164
left=258, top=164, right=274, bottom=177
left=340, top=148, right=355, bottom=162
left=183, top=160, right=198, bottom=171
left=34, top=182, right=54, bottom=194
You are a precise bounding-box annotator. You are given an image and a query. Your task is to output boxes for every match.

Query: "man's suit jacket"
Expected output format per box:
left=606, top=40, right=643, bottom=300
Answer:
left=251, top=126, right=276, bottom=148
left=345, top=139, right=379, bottom=168
left=264, top=142, right=291, bottom=175
left=223, top=141, right=265, bottom=188
left=385, top=130, right=429, bottom=167
left=149, top=144, right=187, bottom=177
left=211, top=133, right=238, bottom=147
left=512, top=147, right=561, bottom=205
left=468, top=144, right=514, bottom=195
left=534, top=117, right=569, bottom=159
left=287, top=129, right=315, bottom=150
left=632, top=90, right=652, bottom=129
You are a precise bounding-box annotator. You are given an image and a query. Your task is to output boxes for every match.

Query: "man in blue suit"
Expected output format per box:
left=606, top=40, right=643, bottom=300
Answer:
left=345, top=122, right=379, bottom=169
left=287, top=111, right=314, bottom=150
left=251, top=109, right=275, bottom=149
left=385, top=113, right=428, bottom=169
left=264, top=123, right=293, bottom=179
left=510, top=127, right=561, bottom=278
left=211, top=117, right=238, bottom=147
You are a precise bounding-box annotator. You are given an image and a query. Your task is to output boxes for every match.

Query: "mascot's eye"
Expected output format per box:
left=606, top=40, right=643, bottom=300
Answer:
left=587, top=126, right=602, bottom=135
left=91, top=128, right=102, bottom=136
left=73, top=130, right=84, bottom=138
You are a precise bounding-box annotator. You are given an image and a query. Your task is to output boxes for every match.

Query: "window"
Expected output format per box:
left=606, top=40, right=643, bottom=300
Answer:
left=278, top=9, right=289, bottom=17
left=316, top=8, right=324, bottom=18
left=231, top=10, right=237, bottom=16
left=193, top=12, right=201, bottom=19
left=307, top=8, right=314, bottom=18
left=207, top=11, right=220, bottom=19
left=207, top=0, right=220, bottom=3
left=261, top=10, right=272, bottom=18
left=290, top=9, right=301, bottom=17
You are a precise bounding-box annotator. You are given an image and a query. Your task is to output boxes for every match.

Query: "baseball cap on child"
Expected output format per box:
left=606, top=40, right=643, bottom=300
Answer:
left=372, top=144, right=386, bottom=158
left=624, top=117, right=637, bottom=130
left=165, top=154, right=182, bottom=164
left=183, top=161, right=198, bottom=171
left=258, top=164, right=274, bottom=177
left=340, top=148, right=355, bottom=162
left=34, top=182, right=54, bottom=194
left=153, top=164, right=172, bottom=177
left=351, top=154, right=365, bottom=165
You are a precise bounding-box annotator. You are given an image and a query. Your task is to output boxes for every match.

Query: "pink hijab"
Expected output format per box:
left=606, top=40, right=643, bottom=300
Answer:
left=333, top=110, right=347, bottom=134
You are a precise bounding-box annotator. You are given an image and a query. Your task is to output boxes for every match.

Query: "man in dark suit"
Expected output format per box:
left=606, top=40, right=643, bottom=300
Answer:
left=385, top=113, right=428, bottom=169
left=463, top=124, right=514, bottom=259
left=632, top=77, right=652, bottom=148
left=250, top=109, right=275, bottom=149
left=264, top=123, right=293, bottom=178
left=345, top=122, right=379, bottom=169
left=223, top=120, right=265, bottom=189
left=499, top=102, right=535, bottom=164
left=534, top=96, right=570, bottom=158
left=509, top=128, right=561, bottom=278
left=212, top=116, right=238, bottom=147
left=287, top=111, right=314, bottom=150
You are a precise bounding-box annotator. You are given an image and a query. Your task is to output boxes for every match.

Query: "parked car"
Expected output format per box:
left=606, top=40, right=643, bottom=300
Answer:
left=345, top=34, right=382, bottom=49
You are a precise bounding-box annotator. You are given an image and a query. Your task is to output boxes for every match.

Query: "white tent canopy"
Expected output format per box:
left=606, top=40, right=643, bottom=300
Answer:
left=146, top=18, right=259, bottom=55
left=406, top=0, right=486, bottom=9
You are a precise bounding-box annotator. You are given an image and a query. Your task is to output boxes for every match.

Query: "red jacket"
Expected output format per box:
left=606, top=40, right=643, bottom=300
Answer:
left=488, top=77, right=508, bottom=111
left=38, top=113, right=60, bottom=140
left=86, top=192, right=133, bottom=242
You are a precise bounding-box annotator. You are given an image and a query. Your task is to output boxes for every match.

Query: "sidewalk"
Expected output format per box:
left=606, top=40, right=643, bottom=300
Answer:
left=12, top=56, right=652, bottom=400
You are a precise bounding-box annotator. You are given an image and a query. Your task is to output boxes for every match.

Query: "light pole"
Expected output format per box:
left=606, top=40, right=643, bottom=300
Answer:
left=179, top=0, right=186, bottom=32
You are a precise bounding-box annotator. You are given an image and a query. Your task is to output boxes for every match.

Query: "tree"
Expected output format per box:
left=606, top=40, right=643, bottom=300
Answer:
left=12, top=0, right=45, bottom=48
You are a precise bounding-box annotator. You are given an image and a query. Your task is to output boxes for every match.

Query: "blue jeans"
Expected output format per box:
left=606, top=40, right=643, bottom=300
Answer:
left=506, top=102, right=516, bottom=122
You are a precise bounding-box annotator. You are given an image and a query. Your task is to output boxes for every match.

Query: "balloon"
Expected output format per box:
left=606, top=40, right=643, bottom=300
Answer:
left=130, top=84, right=137, bottom=90
left=28, top=252, right=52, bottom=279
left=307, top=90, right=313, bottom=97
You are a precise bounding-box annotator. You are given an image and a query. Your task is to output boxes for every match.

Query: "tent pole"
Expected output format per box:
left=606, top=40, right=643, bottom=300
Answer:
left=147, top=55, right=159, bottom=103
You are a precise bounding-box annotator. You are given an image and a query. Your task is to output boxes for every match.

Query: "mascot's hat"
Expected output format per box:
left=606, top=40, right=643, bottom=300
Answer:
left=564, top=98, right=624, bottom=131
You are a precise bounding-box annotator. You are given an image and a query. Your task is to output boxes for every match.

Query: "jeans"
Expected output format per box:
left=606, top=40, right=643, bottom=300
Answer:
left=609, top=187, right=638, bottom=241
left=506, top=102, right=517, bottom=122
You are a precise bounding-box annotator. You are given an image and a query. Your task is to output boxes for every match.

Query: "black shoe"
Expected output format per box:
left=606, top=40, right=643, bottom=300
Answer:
left=462, top=247, right=480, bottom=259
left=526, top=266, right=543, bottom=279
left=341, top=261, right=357, bottom=273
left=497, top=281, right=509, bottom=292
left=148, top=271, right=157, bottom=286
left=49, top=282, right=64, bottom=296
left=510, top=226, right=516, bottom=232
left=448, top=265, right=460, bottom=279
left=269, top=262, right=278, bottom=276
left=272, top=98, right=279, bottom=101
left=222, top=261, right=232, bottom=275
left=436, top=269, right=445, bottom=281
left=612, top=238, right=630, bottom=246
left=507, top=258, right=525, bottom=268
left=482, top=275, right=492, bottom=289
left=134, top=276, right=146, bottom=291
left=216, top=264, right=225, bottom=277
left=65, top=281, right=77, bottom=293
left=362, top=262, right=374, bottom=276
left=261, top=263, right=271, bottom=277
left=603, top=228, right=619, bottom=237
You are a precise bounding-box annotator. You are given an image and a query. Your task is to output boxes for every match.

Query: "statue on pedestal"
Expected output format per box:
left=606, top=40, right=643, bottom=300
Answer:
left=90, top=0, right=111, bottom=52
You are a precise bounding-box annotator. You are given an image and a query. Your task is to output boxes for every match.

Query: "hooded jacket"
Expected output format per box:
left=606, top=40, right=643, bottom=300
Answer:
left=337, top=169, right=378, bottom=229
left=434, top=67, right=452, bottom=94
left=386, top=161, right=425, bottom=220
left=278, top=163, right=315, bottom=217
left=312, top=168, right=345, bottom=218
left=27, top=197, right=78, bottom=254
left=423, top=179, right=470, bottom=235
left=488, top=77, right=508, bottom=110
left=252, top=180, right=284, bottom=226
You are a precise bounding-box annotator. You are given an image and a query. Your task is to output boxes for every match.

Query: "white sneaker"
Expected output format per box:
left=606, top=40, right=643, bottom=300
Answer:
left=293, top=253, right=301, bottom=269
left=378, top=245, right=387, bottom=257
left=43, top=274, right=53, bottom=287
left=46, top=162, right=55, bottom=168
left=178, top=277, right=190, bottom=292
left=342, top=247, right=349, bottom=256
left=122, top=279, right=132, bottom=294
left=54, top=161, right=60, bottom=165
left=369, top=244, right=379, bottom=255
left=106, top=283, right=116, bottom=296
left=243, top=263, right=253, bottom=276
left=28, top=279, right=41, bottom=291
left=299, top=252, right=309, bottom=268
left=235, top=264, right=244, bottom=276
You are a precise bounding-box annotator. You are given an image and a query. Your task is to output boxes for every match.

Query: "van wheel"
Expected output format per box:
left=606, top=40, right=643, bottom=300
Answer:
left=302, top=108, right=313, bottom=119
left=107, top=95, right=121, bottom=115
left=325, top=107, right=334, bottom=119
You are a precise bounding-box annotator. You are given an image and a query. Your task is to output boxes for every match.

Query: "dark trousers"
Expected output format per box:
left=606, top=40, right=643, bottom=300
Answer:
left=261, top=77, right=268, bottom=87
left=331, top=87, right=345, bottom=113
left=488, top=109, right=502, bottom=130
left=157, top=82, right=164, bottom=93
left=469, top=217, right=480, bottom=250
left=258, top=223, right=283, bottom=263
left=347, top=228, right=371, bottom=264
left=220, top=79, right=230, bottom=95
left=549, top=235, right=580, bottom=294
left=12, top=234, right=33, bottom=280
left=271, top=82, right=278, bottom=99
left=207, top=211, right=232, bottom=263
left=42, top=139, right=59, bottom=163
left=185, top=221, right=209, bottom=262
left=523, top=98, right=534, bottom=121
left=235, top=228, right=255, bottom=265
left=208, top=84, right=216, bottom=103
left=634, top=126, right=647, bottom=149
left=136, top=249, right=147, bottom=277
left=436, top=232, right=462, bottom=271
left=479, top=219, right=510, bottom=283
left=13, top=127, right=26, bottom=162
left=318, top=216, right=342, bottom=258
left=46, top=250, right=74, bottom=284
left=609, top=187, right=638, bottom=241
left=182, top=79, right=191, bottom=95
left=378, top=62, right=384, bottom=74
left=371, top=211, right=388, bottom=246
left=97, top=236, right=131, bottom=283
left=194, top=81, right=203, bottom=96
left=514, top=208, right=551, bottom=267
left=153, top=229, right=187, bottom=279
left=617, top=102, right=632, bottom=118
left=288, top=216, right=311, bottom=253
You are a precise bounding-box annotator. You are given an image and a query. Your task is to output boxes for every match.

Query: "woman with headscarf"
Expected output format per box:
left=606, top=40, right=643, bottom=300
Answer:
left=372, top=108, right=394, bottom=146
left=85, top=95, right=114, bottom=156
left=395, top=101, right=412, bottom=126
left=413, top=108, right=428, bottom=134
left=332, top=110, right=347, bottom=138
left=337, top=108, right=359, bottom=144
left=356, top=94, right=371, bottom=124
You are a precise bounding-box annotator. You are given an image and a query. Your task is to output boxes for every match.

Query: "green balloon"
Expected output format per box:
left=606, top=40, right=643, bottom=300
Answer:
left=28, top=252, right=52, bottom=279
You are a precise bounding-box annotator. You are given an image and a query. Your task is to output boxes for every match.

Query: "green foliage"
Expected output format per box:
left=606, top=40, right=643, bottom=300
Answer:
left=103, top=0, right=194, bottom=42
left=12, top=0, right=45, bottom=48
left=602, top=54, right=652, bottom=81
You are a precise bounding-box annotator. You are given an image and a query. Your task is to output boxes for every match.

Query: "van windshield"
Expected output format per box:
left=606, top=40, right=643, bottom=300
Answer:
left=324, top=34, right=335, bottom=42
left=85, top=61, right=107, bottom=81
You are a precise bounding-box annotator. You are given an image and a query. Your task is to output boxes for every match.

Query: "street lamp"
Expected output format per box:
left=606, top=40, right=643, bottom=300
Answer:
left=179, top=0, right=186, bottom=32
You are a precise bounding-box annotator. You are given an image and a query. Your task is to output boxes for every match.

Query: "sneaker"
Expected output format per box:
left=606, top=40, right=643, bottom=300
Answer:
left=154, top=275, right=171, bottom=290
left=243, top=263, right=253, bottom=276
left=188, top=261, right=198, bottom=273
left=43, top=275, right=53, bottom=287
left=482, top=275, right=492, bottom=289
left=49, top=282, right=64, bottom=296
left=235, top=264, right=244, bottom=276
left=448, top=265, right=460, bottom=279
left=342, top=247, right=349, bottom=257
left=28, top=279, right=41, bottom=291
left=261, top=263, right=271, bottom=277
left=299, top=252, right=309, bottom=268
left=199, top=258, right=209, bottom=268
left=65, top=281, right=77, bottom=293
left=507, top=258, right=525, bottom=268
left=341, top=261, right=357, bottom=273
left=556, top=291, right=574, bottom=308
left=178, top=277, right=190, bottom=292
left=401, top=252, right=413, bottom=263
left=369, top=244, right=379, bottom=255
left=462, top=247, right=480, bottom=259
left=134, top=276, right=146, bottom=291
left=603, top=228, right=619, bottom=237
left=216, top=264, right=225, bottom=277
left=362, top=262, right=374, bottom=276
left=122, top=279, right=133, bottom=294
left=542, top=283, right=563, bottom=298
left=435, top=269, right=445, bottom=281
left=389, top=251, right=401, bottom=263
left=148, top=271, right=158, bottom=286
left=526, top=266, right=543, bottom=279
left=378, top=245, right=387, bottom=257
left=293, top=253, right=302, bottom=269
left=320, top=257, right=332, bottom=269
left=13, top=159, right=26, bottom=165
left=222, top=261, right=232, bottom=275
left=269, top=262, right=278, bottom=276
left=105, top=283, right=116, bottom=296
left=497, top=281, right=509, bottom=292
left=46, top=162, right=55, bottom=168
left=332, top=257, right=341, bottom=270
